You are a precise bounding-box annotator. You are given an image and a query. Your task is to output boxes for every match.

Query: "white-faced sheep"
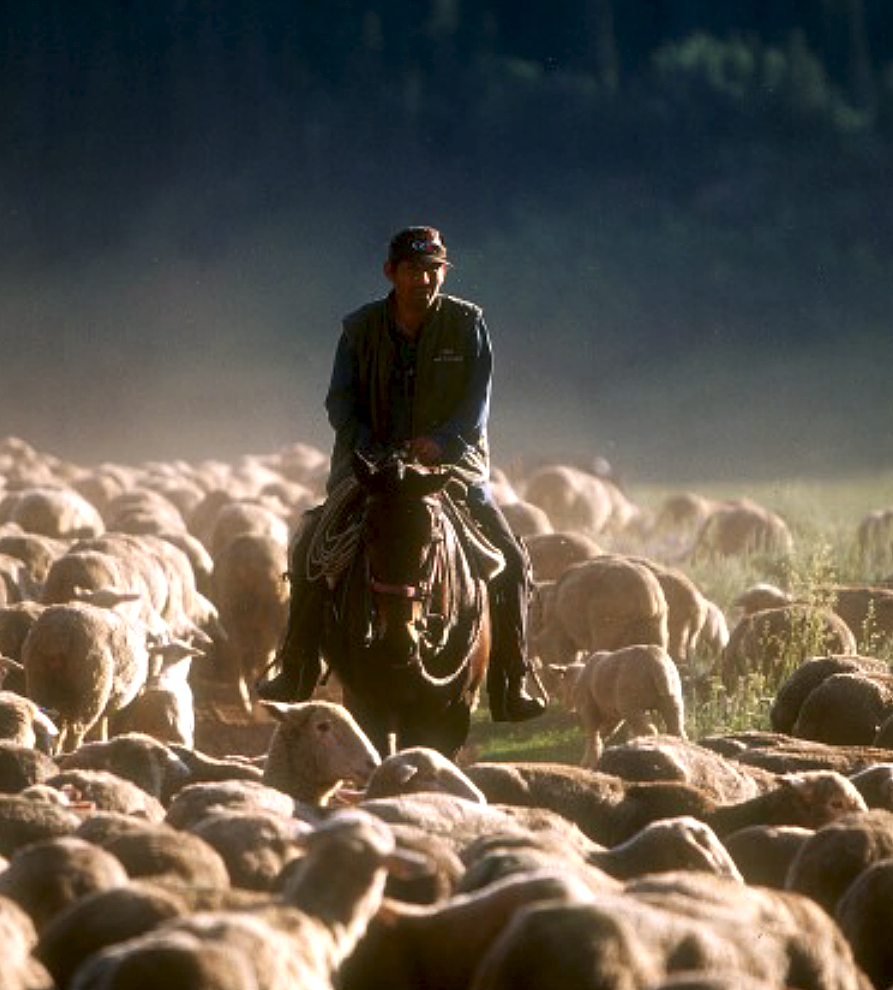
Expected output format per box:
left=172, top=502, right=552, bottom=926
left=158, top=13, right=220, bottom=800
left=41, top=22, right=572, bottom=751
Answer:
left=523, top=531, right=601, bottom=582
left=687, top=498, right=794, bottom=559
left=261, top=700, right=381, bottom=807
left=363, top=746, right=486, bottom=803
left=0, top=691, right=58, bottom=752
left=552, top=644, right=686, bottom=768
left=1, top=485, right=105, bottom=541
left=522, top=463, right=614, bottom=535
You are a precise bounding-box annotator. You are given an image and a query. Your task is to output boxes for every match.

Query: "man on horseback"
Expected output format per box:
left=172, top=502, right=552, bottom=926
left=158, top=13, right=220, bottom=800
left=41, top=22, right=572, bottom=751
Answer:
left=257, top=226, right=547, bottom=722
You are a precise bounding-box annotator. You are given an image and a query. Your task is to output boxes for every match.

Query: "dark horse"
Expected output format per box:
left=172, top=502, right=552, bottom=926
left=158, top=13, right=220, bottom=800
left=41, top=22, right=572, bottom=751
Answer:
left=321, top=451, right=492, bottom=758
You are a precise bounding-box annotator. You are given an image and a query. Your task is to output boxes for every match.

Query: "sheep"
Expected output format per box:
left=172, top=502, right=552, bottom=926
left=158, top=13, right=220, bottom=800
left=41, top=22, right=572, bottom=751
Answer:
left=0, top=602, right=44, bottom=670
left=188, top=807, right=311, bottom=891
left=722, top=824, right=812, bottom=889
left=770, top=654, right=889, bottom=734
left=110, top=639, right=204, bottom=748
left=719, top=604, right=857, bottom=693
left=594, top=734, right=776, bottom=803
left=36, top=880, right=190, bottom=989
left=552, top=645, right=686, bottom=768
left=68, top=809, right=429, bottom=990
left=340, top=867, right=600, bottom=990
left=364, top=746, right=486, bottom=803
left=522, top=463, right=614, bottom=534
left=696, top=599, right=729, bottom=659
left=835, top=858, right=893, bottom=990
left=46, top=769, right=166, bottom=821
left=1, top=485, right=105, bottom=540
left=785, top=808, right=893, bottom=915
left=102, top=488, right=187, bottom=536
left=0, top=794, right=83, bottom=857
left=167, top=744, right=264, bottom=786
left=260, top=700, right=381, bottom=806
left=848, top=763, right=893, bottom=811
left=22, top=602, right=151, bottom=753
left=103, top=824, right=231, bottom=890
left=0, top=551, right=30, bottom=604
left=0, top=531, right=65, bottom=592
left=57, top=733, right=193, bottom=804
left=0, top=691, right=59, bottom=752
left=0, top=892, right=55, bottom=990
left=164, top=779, right=301, bottom=831
left=0, top=743, right=59, bottom=795
left=208, top=498, right=291, bottom=561
left=470, top=872, right=868, bottom=990
left=498, top=499, right=553, bottom=537
left=530, top=555, right=669, bottom=667
left=211, top=530, right=290, bottom=713
left=643, top=491, right=717, bottom=558
left=856, top=507, right=893, bottom=570
left=687, top=498, right=794, bottom=559
left=792, top=670, right=893, bottom=745
left=523, top=530, right=601, bottom=582
left=465, top=761, right=867, bottom=846
left=0, top=835, right=129, bottom=932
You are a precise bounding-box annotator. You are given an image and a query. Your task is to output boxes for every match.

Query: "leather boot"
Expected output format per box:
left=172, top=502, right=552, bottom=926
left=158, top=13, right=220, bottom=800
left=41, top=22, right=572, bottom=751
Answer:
left=487, top=587, right=547, bottom=723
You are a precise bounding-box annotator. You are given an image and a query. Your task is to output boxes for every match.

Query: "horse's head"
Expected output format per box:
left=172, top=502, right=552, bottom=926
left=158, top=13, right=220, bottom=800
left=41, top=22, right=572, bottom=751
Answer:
left=353, top=450, right=452, bottom=649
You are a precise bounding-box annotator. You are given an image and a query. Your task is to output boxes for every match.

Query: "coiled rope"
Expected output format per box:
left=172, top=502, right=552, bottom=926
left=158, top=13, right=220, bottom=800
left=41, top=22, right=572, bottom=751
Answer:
left=305, top=477, right=365, bottom=584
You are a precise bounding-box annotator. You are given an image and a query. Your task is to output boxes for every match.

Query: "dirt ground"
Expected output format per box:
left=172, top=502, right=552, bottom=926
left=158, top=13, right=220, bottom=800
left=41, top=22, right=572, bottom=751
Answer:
left=191, top=677, right=277, bottom=759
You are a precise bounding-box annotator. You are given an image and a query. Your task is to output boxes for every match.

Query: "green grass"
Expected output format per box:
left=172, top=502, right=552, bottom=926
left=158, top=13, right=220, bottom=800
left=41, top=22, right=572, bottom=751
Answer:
left=462, top=704, right=582, bottom=765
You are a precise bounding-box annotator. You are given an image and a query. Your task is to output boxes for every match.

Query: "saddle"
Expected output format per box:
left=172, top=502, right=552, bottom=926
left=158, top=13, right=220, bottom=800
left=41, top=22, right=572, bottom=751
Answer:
left=305, top=475, right=504, bottom=591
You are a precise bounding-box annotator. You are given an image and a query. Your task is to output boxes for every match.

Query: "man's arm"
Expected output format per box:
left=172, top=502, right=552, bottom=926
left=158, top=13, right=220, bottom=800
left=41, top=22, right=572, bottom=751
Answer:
left=426, top=314, right=493, bottom=461
left=325, top=331, right=372, bottom=452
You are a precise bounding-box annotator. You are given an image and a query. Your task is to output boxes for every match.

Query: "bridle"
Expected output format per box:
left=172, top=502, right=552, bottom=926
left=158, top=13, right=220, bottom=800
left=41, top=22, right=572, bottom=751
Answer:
left=365, top=494, right=445, bottom=606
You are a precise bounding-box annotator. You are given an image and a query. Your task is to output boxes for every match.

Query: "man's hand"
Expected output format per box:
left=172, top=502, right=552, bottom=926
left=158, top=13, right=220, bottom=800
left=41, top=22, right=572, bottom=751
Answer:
left=408, top=437, right=443, bottom=465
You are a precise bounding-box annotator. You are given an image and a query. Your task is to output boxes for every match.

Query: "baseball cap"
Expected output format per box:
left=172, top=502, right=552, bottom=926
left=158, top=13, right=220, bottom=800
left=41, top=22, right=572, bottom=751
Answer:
left=387, top=226, right=451, bottom=267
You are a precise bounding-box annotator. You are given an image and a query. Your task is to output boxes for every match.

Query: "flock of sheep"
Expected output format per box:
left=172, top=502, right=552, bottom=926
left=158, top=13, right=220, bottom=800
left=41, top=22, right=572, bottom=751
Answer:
left=1, top=433, right=893, bottom=988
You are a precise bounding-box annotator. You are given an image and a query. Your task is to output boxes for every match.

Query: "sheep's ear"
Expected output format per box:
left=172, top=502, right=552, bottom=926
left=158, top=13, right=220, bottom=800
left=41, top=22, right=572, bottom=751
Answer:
left=259, top=700, right=295, bottom=722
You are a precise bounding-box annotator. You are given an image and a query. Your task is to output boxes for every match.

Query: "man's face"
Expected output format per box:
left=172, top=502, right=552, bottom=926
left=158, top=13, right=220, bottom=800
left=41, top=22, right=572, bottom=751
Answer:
left=386, top=259, right=447, bottom=312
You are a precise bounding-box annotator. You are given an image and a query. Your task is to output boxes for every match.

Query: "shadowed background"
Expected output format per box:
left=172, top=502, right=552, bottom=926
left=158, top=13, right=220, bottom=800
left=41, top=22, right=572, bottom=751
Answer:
left=2, top=1, right=891, bottom=483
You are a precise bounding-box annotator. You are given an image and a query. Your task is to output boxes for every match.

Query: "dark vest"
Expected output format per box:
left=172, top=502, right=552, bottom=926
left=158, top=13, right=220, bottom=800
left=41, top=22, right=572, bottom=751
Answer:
left=330, top=294, right=490, bottom=487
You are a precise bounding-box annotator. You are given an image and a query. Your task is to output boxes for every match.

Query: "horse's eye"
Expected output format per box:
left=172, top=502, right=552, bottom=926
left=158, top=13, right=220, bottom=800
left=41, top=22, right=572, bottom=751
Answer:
left=315, top=720, right=331, bottom=734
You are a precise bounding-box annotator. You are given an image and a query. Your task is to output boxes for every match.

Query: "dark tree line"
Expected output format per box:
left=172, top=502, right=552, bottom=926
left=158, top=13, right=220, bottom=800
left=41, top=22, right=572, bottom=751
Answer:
left=1, top=0, right=892, bottom=266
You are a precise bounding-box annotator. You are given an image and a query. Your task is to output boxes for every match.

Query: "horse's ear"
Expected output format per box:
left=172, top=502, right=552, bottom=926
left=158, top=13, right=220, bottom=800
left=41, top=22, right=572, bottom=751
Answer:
left=353, top=449, right=378, bottom=488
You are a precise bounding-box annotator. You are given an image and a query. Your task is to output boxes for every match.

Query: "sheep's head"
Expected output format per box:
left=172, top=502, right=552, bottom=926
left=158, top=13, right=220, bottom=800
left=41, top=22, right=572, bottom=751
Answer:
left=261, top=700, right=381, bottom=805
left=779, top=771, right=868, bottom=828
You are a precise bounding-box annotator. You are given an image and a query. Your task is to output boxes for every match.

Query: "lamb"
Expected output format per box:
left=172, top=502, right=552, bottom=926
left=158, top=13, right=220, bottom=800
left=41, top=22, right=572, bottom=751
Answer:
left=530, top=555, right=669, bottom=666
left=719, top=604, right=857, bottom=692
left=211, top=530, right=289, bottom=713
left=68, top=809, right=428, bottom=990
left=551, top=645, right=686, bottom=768
left=261, top=700, right=381, bottom=806
left=22, top=602, right=151, bottom=753
left=0, top=836, right=129, bottom=932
